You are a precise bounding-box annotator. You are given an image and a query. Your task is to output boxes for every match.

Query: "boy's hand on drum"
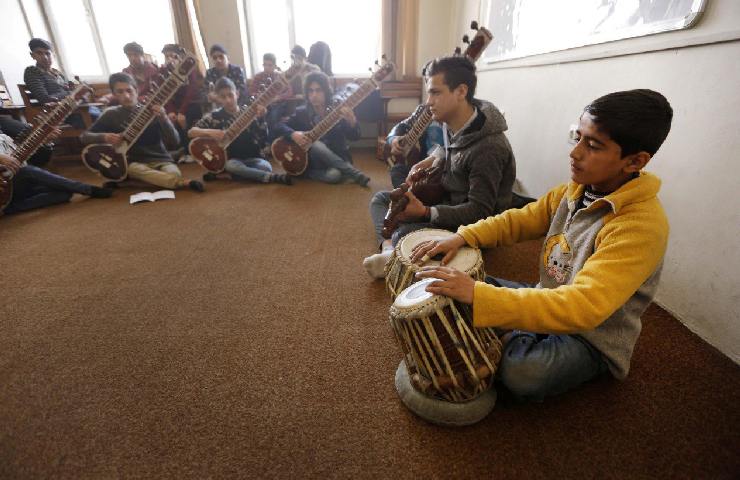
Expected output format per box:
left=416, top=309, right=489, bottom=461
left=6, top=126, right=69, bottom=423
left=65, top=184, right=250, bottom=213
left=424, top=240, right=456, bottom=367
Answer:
left=416, top=266, right=475, bottom=304
left=410, top=233, right=466, bottom=265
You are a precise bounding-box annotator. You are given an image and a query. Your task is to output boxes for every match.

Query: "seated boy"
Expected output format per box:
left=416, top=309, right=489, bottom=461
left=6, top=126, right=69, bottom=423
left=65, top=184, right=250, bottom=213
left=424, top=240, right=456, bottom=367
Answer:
left=188, top=77, right=291, bottom=185
left=1, top=118, right=111, bottom=215
left=204, top=44, right=248, bottom=106
left=122, top=42, right=160, bottom=98
left=80, top=72, right=204, bottom=192
left=272, top=71, right=370, bottom=185
left=23, top=37, right=102, bottom=128
left=412, top=89, right=673, bottom=401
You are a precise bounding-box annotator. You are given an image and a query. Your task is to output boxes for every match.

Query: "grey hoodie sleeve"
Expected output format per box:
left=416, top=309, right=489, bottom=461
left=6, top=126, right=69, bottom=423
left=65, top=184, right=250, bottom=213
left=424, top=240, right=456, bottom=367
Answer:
left=432, top=150, right=503, bottom=229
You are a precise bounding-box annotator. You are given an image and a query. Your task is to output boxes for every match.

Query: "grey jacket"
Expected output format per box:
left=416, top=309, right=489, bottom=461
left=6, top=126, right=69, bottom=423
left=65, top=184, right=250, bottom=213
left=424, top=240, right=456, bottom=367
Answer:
left=433, top=99, right=516, bottom=229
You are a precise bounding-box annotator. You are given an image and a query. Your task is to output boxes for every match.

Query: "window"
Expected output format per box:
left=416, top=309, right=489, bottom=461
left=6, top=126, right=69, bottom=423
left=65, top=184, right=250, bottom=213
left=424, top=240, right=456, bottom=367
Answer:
left=41, top=0, right=176, bottom=80
left=245, top=0, right=382, bottom=76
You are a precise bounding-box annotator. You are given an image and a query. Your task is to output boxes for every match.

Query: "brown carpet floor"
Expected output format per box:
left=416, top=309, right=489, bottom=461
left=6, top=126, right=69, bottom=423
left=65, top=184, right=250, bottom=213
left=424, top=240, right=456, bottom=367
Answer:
left=1, top=150, right=738, bottom=479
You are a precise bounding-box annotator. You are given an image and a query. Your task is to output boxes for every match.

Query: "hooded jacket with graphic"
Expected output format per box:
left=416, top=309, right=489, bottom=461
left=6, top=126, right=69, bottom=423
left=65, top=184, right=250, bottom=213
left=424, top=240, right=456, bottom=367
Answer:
left=433, top=99, right=516, bottom=229
left=457, top=172, right=669, bottom=379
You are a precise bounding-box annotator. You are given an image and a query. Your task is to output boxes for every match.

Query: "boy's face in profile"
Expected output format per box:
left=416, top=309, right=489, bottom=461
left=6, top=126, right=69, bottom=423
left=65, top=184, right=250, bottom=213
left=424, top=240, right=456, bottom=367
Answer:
left=216, top=87, right=238, bottom=111
left=126, top=52, right=145, bottom=68
left=570, top=112, right=636, bottom=192
left=112, top=81, right=138, bottom=107
left=425, top=73, right=467, bottom=124
left=263, top=60, right=275, bottom=74
left=211, top=52, right=228, bottom=70
left=31, top=48, right=53, bottom=70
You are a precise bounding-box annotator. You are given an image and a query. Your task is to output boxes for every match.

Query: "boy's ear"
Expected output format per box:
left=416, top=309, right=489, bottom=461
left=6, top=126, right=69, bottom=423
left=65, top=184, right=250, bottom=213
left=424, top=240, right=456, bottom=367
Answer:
left=455, top=83, right=468, bottom=101
left=624, top=151, right=652, bottom=173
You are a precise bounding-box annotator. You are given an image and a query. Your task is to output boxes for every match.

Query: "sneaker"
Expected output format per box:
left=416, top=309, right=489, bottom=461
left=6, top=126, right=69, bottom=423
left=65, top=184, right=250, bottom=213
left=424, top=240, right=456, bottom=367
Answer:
left=203, top=172, right=218, bottom=182
left=270, top=173, right=293, bottom=185
left=89, top=186, right=113, bottom=198
left=188, top=180, right=205, bottom=192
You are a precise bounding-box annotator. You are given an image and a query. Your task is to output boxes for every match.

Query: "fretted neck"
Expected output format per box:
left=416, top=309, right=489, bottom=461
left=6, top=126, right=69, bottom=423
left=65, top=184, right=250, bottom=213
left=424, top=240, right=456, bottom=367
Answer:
left=221, top=76, right=288, bottom=147
left=398, top=106, right=433, bottom=153
left=305, top=79, right=378, bottom=144
left=120, top=73, right=187, bottom=148
left=14, top=90, right=81, bottom=162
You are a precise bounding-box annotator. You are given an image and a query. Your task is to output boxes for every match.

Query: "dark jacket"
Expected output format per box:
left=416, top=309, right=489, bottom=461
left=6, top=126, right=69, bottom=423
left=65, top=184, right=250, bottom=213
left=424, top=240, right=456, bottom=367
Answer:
left=81, top=106, right=179, bottom=164
left=433, top=99, right=516, bottom=229
left=272, top=104, right=360, bottom=162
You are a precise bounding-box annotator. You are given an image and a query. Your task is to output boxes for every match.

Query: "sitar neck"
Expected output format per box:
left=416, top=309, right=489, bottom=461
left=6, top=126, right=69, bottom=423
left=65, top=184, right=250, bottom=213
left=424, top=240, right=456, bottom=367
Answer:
left=398, top=106, right=433, bottom=153
left=221, top=76, right=288, bottom=147
left=13, top=88, right=82, bottom=162
left=305, top=79, right=378, bottom=144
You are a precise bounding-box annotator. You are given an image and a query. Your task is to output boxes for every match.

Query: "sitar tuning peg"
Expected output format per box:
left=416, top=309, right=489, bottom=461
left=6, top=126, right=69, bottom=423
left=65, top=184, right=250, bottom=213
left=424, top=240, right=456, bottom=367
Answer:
left=454, top=47, right=462, bottom=55
left=470, top=20, right=479, bottom=30
left=462, top=34, right=470, bottom=44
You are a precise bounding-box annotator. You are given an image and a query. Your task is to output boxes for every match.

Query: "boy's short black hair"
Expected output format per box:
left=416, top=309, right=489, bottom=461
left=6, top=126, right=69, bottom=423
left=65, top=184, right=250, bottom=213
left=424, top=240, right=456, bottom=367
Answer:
left=584, top=89, right=673, bottom=157
left=109, top=72, right=137, bottom=92
left=162, top=44, right=182, bottom=55
left=123, top=42, right=144, bottom=55
left=291, top=45, right=307, bottom=59
left=424, top=55, right=477, bottom=103
left=29, top=38, right=52, bottom=51
left=303, top=71, right=332, bottom=104
left=215, top=77, right=236, bottom=93
left=210, top=44, right=227, bottom=56
left=263, top=53, right=276, bottom=64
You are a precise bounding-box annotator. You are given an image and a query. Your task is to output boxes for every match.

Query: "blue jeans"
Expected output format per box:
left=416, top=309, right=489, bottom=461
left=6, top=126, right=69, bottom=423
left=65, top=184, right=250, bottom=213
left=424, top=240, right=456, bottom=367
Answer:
left=303, top=140, right=364, bottom=184
left=368, top=190, right=436, bottom=246
left=225, top=157, right=272, bottom=183
left=5, top=164, right=93, bottom=214
left=485, top=276, right=609, bottom=401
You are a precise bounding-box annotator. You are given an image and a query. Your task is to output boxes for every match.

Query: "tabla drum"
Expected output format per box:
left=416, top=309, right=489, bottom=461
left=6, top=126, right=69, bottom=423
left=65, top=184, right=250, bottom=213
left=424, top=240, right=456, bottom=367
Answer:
left=385, top=228, right=484, bottom=299
left=390, top=278, right=503, bottom=426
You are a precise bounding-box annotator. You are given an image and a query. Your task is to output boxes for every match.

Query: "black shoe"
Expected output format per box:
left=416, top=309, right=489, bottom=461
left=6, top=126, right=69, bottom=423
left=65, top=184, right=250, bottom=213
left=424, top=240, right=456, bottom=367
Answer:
left=102, top=181, right=119, bottom=189
left=188, top=180, right=205, bottom=192
left=354, top=174, right=370, bottom=188
left=89, top=186, right=113, bottom=198
left=203, top=172, right=218, bottom=182
left=270, top=173, right=293, bottom=185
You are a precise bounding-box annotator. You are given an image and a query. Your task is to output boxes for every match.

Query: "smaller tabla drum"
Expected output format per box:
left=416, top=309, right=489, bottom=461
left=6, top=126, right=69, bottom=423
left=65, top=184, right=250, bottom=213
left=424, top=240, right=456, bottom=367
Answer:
left=384, top=228, right=484, bottom=299
left=390, top=278, right=503, bottom=426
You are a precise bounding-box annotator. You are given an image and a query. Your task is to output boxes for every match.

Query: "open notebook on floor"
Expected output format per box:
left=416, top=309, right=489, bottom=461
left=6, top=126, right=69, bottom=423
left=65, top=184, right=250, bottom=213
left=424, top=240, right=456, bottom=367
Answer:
left=129, top=190, right=176, bottom=205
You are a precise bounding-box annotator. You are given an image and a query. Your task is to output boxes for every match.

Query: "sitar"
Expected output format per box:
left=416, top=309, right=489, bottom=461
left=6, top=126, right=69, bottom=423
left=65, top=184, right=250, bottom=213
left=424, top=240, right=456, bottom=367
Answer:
left=81, top=50, right=197, bottom=181
left=0, top=84, right=93, bottom=211
left=381, top=21, right=494, bottom=239
left=189, top=62, right=302, bottom=173
left=271, top=58, right=395, bottom=176
left=383, top=21, right=494, bottom=168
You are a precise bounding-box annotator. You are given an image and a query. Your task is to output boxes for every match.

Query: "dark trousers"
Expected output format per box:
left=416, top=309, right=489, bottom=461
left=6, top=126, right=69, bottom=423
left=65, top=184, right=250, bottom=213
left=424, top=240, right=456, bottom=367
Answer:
left=5, top=165, right=93, bottom=214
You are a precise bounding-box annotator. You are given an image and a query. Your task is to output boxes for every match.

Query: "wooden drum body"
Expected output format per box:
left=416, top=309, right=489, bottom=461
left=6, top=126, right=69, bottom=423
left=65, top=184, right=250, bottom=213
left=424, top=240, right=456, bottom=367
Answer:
left=189, top=137, right=227, bottom=173
left=385, top=228, right=484, bottom=299
left=390, top=278, right=503, bottom=403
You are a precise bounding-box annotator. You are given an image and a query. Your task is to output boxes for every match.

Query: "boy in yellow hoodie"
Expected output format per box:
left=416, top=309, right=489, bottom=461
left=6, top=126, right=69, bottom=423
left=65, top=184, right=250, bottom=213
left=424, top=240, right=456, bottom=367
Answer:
left=412, top=89, right=673, bottom=401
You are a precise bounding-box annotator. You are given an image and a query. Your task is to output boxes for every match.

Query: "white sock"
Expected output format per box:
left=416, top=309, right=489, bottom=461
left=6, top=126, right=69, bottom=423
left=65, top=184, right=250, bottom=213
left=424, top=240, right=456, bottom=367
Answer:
left=363, top=249, right=393, bottom=279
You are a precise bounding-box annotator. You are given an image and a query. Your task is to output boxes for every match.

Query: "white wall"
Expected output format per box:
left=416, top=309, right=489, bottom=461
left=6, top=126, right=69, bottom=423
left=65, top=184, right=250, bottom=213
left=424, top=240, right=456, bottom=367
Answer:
left=437, top=1, right=740, bottom=362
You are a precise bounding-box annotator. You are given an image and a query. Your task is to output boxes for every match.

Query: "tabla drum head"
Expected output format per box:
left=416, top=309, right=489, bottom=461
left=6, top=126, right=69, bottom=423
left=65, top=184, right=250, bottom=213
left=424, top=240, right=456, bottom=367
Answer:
left=397, top=228, right=482, bottom=273
left=393, top=278, right=436, bottom=308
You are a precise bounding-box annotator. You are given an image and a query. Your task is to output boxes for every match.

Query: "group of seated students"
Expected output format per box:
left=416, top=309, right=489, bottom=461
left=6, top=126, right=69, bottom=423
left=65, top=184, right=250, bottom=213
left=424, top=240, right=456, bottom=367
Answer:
left=2, top=36, right=676, bottom=405
left=0, top=37, right=370, bottom=211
